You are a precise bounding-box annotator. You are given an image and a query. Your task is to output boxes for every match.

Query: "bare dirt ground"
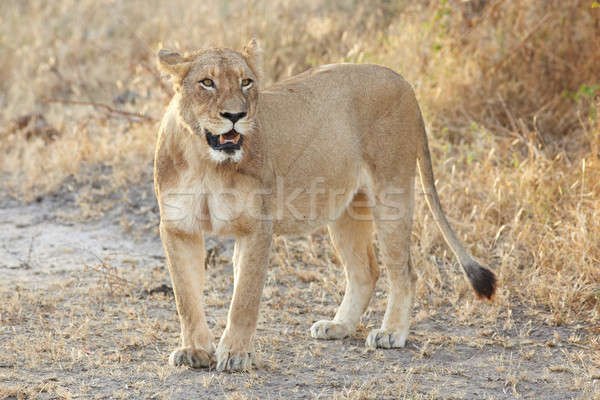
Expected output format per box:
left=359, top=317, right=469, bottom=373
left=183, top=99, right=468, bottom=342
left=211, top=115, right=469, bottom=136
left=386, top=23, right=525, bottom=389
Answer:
left=1, top=184, right=598, bottom=400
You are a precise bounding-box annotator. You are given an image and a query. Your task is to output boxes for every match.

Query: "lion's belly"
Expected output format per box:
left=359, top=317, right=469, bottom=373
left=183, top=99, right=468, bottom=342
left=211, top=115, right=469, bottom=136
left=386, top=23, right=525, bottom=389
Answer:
left=270, top=164, right=364, bottom=236
left=266, top=133, right=365, bottom=235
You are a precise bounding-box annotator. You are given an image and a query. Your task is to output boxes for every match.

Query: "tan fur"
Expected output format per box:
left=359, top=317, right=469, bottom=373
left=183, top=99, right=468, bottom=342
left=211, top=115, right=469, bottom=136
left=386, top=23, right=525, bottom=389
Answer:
left=154, top=39, right=496, bottom=372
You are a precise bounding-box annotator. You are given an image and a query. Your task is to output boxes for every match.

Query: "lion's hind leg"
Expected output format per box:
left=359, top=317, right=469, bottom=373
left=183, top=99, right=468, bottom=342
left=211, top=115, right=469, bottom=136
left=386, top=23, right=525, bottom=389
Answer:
left=365, top=177, right=417, bottom=349
left=311, top=192, right=380, bottom=341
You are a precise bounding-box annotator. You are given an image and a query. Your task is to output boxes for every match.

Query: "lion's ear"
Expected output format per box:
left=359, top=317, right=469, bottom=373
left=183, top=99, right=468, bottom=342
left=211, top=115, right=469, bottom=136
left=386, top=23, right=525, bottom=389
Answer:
left=242, top=39, right=262, bottom=80
left=157, top=49, right=191, bottom=89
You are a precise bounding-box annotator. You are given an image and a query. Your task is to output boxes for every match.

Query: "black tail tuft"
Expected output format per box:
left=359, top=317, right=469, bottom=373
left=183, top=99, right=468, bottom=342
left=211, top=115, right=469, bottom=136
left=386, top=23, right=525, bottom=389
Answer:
left=464, top=261, right=497, bottom=300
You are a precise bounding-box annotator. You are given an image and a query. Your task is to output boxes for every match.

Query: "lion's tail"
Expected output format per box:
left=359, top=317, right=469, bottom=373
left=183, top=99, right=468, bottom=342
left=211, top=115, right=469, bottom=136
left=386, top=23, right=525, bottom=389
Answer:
left=415, top=114, right=497, bottom=300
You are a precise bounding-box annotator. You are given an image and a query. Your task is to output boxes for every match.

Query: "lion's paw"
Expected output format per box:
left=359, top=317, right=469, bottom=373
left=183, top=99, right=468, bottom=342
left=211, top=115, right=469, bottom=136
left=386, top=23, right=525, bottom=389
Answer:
left=215, top=348, right=257, bottom=372
left=365, top=329, right=408, bottom=349
left=310, top=320, right=351, bottom=340
left=169, top=346, right=215, bottom=368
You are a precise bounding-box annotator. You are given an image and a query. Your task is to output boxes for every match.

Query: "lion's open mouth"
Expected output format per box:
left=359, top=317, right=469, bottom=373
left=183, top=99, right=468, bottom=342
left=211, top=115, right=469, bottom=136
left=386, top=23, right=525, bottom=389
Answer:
left=205, top=129, right=243, bottom=154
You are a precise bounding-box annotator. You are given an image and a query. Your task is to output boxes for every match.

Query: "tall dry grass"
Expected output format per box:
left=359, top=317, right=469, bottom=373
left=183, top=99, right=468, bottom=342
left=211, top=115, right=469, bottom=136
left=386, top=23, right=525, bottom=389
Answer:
left=0, top=1, right=598, bottom=323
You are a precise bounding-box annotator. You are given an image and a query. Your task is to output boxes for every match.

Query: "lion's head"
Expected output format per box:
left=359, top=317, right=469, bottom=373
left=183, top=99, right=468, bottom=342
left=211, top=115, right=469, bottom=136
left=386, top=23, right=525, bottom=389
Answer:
left=158, top=39, right=262, bottom=164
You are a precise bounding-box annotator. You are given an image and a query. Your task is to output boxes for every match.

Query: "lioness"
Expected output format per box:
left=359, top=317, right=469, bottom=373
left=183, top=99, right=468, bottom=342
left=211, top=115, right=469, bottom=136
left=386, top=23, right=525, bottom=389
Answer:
left=154, top=39, right=496, bottom=372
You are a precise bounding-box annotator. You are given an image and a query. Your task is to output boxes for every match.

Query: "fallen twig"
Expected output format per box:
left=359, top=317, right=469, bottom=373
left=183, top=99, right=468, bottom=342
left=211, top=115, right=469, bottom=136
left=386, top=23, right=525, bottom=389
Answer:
left=43, top=98, right=154, bottom=122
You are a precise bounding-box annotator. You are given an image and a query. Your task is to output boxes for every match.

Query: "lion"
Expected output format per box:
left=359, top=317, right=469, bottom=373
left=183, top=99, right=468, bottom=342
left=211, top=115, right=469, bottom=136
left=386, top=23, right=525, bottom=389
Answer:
left=154, top=39, right=497, bottom=373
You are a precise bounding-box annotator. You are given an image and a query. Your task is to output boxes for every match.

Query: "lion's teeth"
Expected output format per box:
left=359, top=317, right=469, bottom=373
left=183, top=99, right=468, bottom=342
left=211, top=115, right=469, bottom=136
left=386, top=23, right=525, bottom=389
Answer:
left=219, top=135, right=225, bottom=144
left=233, top=133, right=241, bottom=144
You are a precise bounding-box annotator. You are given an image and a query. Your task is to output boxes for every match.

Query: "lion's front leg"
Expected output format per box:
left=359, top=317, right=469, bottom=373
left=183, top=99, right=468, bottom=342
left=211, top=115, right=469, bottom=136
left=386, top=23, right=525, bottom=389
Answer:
left=216, top=227, right=272, bottom=372
left=160, top=223, right=215, bottom=368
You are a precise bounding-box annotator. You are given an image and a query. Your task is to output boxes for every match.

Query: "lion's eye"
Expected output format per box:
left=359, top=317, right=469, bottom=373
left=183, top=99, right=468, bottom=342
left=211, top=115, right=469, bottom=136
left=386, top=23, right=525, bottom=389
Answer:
left=200, top=79, right=215, bottom=88
left=241, top=78, right=252, bottom=87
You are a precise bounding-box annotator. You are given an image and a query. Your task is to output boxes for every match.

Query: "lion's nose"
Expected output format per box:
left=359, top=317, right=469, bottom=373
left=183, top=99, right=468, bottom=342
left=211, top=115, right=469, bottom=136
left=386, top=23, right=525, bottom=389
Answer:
left=220, top=112, right=247, bottom=124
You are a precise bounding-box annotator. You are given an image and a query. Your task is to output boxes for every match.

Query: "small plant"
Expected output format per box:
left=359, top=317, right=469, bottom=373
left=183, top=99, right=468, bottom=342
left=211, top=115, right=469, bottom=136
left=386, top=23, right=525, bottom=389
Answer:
left=83, top=255, right=133, bottom=295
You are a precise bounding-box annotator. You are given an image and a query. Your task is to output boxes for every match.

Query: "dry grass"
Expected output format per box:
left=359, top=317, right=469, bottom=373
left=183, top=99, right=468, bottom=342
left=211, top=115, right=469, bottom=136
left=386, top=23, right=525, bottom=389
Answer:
left=1, top=0, right=600, bottom=398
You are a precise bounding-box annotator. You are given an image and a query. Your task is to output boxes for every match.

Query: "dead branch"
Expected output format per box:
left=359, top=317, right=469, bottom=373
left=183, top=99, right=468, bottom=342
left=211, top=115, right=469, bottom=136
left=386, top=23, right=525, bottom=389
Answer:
left=43, top=98, right=155, bottom=122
